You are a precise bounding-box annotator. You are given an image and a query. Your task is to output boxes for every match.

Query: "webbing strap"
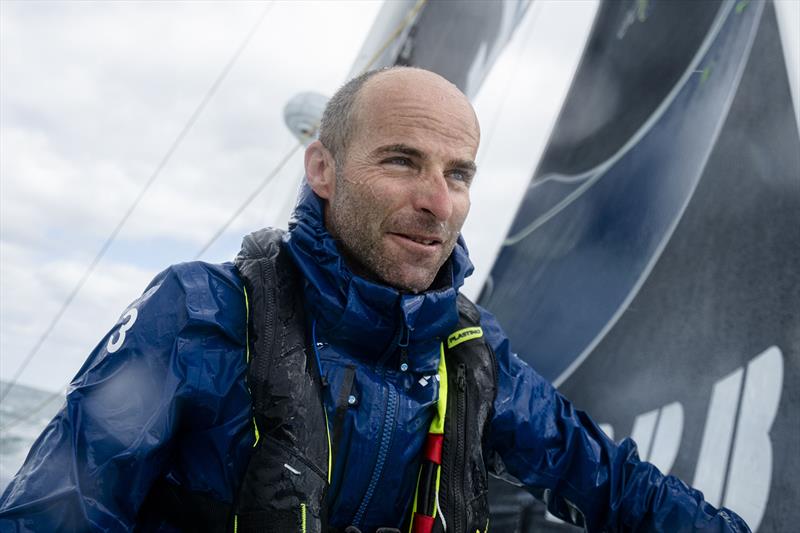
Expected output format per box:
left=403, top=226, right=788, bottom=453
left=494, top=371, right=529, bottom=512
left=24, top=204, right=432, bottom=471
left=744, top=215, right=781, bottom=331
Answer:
left=409, top=344, right=448, bottom=533
left=430, top=344, right=448, bottom=435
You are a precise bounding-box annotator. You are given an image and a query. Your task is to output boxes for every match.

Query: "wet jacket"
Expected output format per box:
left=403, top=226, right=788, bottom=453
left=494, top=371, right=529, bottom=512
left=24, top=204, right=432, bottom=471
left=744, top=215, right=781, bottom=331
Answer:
left=0, top=186, right=750, bottom=532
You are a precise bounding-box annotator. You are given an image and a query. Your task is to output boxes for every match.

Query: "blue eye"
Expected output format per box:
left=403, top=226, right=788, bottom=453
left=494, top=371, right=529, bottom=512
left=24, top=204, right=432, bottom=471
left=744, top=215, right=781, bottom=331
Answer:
left=448, top=169, right=473, bottom=184
left=450, top=171, right=466, bottom=181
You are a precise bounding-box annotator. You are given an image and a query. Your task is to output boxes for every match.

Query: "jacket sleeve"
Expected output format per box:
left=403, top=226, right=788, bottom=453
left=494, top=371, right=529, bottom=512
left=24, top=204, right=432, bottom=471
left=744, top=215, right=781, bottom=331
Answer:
left=479, top=306, right=750, bottom=533
left=0, top=262, right=250, bottom=532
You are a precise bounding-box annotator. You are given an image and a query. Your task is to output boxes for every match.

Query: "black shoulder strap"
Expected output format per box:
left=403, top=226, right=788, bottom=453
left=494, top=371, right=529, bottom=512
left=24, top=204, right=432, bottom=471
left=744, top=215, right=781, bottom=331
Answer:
left=234, top=227, right=289, bottom=414
left=233, top=228, right=330, bottom=533
left=456, top=293, right=482, bottom=324
left=433, top=293, right=497, bottom=533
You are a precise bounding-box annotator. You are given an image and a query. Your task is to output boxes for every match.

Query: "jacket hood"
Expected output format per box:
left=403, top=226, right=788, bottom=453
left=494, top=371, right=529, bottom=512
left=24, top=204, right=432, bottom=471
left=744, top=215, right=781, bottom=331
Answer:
left=284, top=182, right=473, bottom=373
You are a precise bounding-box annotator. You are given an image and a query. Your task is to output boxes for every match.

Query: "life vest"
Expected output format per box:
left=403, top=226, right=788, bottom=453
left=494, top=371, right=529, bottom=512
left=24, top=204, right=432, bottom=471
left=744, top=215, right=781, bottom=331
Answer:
left=140, top=228, right=498, bottom=533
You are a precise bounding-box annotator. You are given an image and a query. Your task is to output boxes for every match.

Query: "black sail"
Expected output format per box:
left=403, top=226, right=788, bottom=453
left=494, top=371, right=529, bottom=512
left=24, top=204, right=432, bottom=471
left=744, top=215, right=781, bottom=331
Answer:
left=385, top=0, right=798, bottom=530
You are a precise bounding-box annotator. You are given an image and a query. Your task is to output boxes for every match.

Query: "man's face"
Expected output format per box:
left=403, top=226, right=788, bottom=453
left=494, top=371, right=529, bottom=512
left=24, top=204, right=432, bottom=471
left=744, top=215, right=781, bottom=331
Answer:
left=323, top=70, right=480, bottom=293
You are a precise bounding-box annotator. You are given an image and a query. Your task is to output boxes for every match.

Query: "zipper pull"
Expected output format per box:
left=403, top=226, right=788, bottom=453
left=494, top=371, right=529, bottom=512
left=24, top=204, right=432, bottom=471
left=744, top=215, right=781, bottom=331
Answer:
left=399, top=324, right=410, bottom=372
left=457, top=364, right=466, bottom=391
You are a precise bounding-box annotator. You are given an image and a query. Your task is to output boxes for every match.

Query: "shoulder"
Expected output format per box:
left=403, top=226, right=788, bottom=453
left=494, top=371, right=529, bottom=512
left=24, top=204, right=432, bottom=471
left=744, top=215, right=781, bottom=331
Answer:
left=472, top=300, right=551, bottom=390
left=467, top=300, right=510, bottom=354
left=139, top=261, right=246, bottom=343
left=155, top=261, right=243, bottom=295
left=452, top=294, right=513, bottom=358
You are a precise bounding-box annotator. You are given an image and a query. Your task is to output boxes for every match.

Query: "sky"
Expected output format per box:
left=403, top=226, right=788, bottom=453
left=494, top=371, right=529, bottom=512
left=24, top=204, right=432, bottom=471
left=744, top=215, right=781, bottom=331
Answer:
left=0, top=0, right=385, bottom=392
left=0, top=0, right=602, bottom=393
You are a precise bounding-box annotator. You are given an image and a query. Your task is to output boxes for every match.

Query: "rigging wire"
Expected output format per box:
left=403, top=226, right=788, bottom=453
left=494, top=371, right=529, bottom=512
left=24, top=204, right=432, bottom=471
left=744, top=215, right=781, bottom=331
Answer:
left=192, top=143, right=302, bottom=259
left=0, top=386, right=65, bottom=432
left=1, top=0, right=427, bottom=431
left=191, top=0, right=429, bottom=259
left=0, top=2, right=273, bottom=407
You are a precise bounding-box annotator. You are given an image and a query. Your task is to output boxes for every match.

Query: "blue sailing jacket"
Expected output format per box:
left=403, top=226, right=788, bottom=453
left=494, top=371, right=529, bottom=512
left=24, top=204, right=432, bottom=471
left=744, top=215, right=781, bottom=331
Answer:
left=0, top=186, right=749, bottom=532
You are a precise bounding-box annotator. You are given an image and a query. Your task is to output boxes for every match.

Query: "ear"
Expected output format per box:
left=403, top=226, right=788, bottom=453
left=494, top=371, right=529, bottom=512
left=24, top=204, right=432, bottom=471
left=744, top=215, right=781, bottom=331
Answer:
left=304, top=140, right=336, bottom=200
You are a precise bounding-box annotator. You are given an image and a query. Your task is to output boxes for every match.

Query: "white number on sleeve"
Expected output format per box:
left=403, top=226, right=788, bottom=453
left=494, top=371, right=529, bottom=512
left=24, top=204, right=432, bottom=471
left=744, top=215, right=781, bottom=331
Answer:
left=107, top=307, right=139, bottom=353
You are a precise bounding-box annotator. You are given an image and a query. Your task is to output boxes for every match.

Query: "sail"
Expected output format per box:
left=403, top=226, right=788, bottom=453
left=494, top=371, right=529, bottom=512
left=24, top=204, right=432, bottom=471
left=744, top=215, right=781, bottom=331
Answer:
left=382, top=0, right=799, bottom=530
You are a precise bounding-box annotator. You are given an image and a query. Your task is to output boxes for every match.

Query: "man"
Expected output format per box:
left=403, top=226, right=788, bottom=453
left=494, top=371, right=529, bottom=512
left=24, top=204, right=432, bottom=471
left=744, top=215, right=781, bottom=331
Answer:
left=0, top=68, right=749, bottom=532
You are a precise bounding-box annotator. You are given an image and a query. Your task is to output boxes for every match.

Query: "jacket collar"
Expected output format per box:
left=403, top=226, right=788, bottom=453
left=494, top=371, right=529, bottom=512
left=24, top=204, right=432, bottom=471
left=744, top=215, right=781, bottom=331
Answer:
left=284, top=183, right=473, bottom=373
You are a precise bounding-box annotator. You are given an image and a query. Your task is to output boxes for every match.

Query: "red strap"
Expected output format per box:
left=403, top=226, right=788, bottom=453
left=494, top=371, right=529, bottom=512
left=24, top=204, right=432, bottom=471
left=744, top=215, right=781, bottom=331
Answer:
left=412, top=512, right=435, bottom=533
left=423, top=433, right=444, bottom=464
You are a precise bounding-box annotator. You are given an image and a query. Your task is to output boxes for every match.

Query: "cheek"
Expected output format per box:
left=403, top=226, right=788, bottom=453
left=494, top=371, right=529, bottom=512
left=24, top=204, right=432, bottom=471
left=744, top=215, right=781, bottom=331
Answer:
left=343, top=169, right=385, bottom=203
left=361, top=179, right=408, bottom=216
left=342, top=183, right=393, bottom=232
left=450, top=194, right=471, bottom=228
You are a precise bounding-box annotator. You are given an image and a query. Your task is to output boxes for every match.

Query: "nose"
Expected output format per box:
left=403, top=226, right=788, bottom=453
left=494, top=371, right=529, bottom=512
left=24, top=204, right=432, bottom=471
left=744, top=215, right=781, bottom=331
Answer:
left=415, top=169, right=453, bottom=221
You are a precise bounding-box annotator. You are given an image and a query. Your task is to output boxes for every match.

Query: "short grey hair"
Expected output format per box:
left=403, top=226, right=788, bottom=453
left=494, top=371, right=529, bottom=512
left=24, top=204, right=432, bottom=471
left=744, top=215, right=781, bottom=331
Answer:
left=319, top=67, right=410, bottom=166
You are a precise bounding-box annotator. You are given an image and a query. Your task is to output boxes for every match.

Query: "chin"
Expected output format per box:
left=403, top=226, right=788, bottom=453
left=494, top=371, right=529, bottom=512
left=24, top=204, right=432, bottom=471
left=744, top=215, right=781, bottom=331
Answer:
left=386, top=271, right=437, bottom=294
left=368, top=255, right=443, bottom=293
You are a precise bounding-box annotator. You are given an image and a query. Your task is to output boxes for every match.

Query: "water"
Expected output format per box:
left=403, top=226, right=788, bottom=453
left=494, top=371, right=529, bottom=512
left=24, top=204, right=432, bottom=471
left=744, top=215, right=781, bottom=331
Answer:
left=0, top=381, right=64, bottom=491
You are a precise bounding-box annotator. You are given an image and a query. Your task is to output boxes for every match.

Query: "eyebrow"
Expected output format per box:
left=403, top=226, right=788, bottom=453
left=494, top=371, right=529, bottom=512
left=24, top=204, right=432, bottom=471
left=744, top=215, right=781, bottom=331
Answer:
left=374, top=143, right=477, bottom=174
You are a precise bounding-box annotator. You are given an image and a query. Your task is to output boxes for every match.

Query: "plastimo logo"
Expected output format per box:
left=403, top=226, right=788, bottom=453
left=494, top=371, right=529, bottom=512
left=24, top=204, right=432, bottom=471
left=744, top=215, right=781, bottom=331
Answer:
left=447, top=327, right=483, bottom=349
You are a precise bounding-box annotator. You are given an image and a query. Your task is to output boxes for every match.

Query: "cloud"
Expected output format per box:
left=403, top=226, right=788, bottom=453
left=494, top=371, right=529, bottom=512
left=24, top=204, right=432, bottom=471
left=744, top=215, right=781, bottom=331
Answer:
left=0, top=240, right=155, bottom=387
left=1, top=0, right=381, bottom=390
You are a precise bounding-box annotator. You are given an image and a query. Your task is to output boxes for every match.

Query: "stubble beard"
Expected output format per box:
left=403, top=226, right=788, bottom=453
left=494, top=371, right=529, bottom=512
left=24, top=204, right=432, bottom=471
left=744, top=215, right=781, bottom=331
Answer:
left=326, top=171, right=458, bottom=293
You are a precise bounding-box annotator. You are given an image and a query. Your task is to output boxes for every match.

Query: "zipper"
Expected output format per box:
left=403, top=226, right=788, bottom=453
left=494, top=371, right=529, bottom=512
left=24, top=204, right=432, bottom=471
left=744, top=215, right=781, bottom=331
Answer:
left=352, top=318, right=408, bottom=527
left=264, top=433, right=328, bottom=482
left=254, top=257, right=277, bottom=413
left=451, top=363, right=467, bottom=533
left=489, top=344, right=499, bottom=403
left=399, top=324, right=410, bottom=372
left=352, top=375, right=398, bottom=528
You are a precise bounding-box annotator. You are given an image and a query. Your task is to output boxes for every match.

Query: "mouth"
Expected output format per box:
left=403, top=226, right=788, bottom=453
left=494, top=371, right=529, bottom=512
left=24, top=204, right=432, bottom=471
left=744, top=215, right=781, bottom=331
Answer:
left=388, top=232, right=443, bottom=249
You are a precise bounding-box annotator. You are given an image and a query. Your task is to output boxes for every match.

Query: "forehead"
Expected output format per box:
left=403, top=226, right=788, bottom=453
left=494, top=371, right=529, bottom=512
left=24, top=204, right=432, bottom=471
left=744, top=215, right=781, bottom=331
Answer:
left=350, top=72, right=480, bottom=160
